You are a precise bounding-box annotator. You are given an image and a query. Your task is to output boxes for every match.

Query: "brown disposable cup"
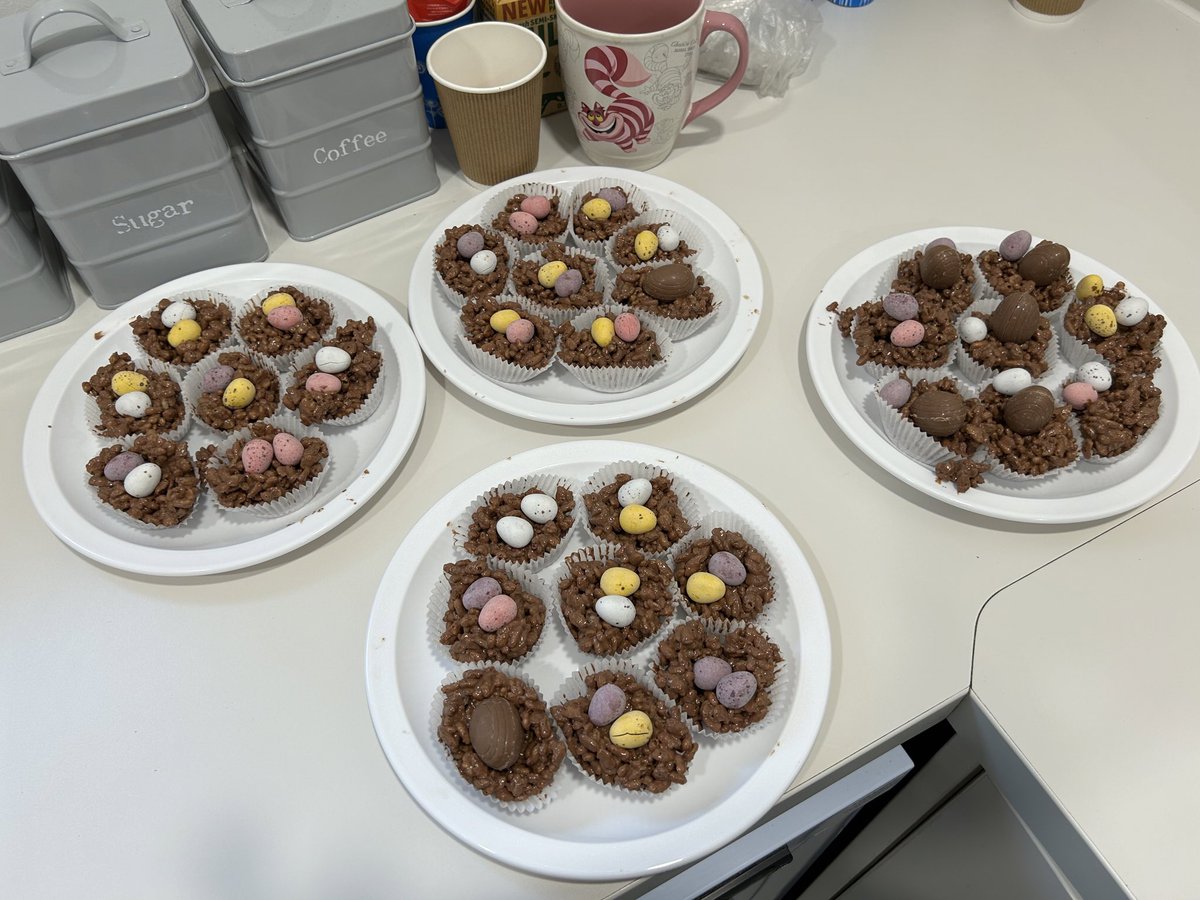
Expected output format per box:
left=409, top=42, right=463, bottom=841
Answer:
left=428, top=22, right=548, bottom=185
left=1010, top=0, right=1085, bottom=17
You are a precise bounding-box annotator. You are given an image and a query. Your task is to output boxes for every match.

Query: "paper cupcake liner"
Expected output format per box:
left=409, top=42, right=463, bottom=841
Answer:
left=84, top=357, right=192, bottom=445
left=512, top=246, right=612, bottom=326
left=433, top=229, right=519, bottom=310
left=954, top=298, right=1062, bottom=387
left=181, top=342, right=281, bottom=436
left=604, top=208, right=704, bottom=271
left=870, top=371, right=977, bottom=466
left=237, top=285, right=343, bottom=372
left=1058, top=373, right=1159, bottom=467
left=984, top=410, right=1082, bottom=484
left=479, top=181, right=572, bottom=257
left=86, top=434, right=201, bottom=531
left=550, top=659, right=692, bottom=801
left=608, top=259, right=725, bottom=341
left=132, top=288, right=240, bottom=377
left=670, top=511, right=782, bottom=629
left=973, top=248, right=1076, bottom=315
left=201, top=410, right=330, bottom=519
left=451, top=473, right=581, bottom=574
left=875, top=242, right=984, bottom=312
left=456, top=293, right=558, bottom=384
left=567, top=177, right=650, bottom=257
left=432, top=663, right=562, bottom=814
left=284, top=341, right=385, bottom=426
left=581, top=460, right=707, bottom=560
left=557, top=305, right=674, bottom=393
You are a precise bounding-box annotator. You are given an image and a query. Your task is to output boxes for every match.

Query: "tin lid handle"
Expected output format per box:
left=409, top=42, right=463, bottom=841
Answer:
left=1, top=0, right=149, bottom=75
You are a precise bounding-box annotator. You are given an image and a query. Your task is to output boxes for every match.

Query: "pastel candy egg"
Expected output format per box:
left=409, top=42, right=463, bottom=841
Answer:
left=462, top=576, right=502, bottom=610
left=686, top=572, right=727, bottom=604
left=241, top=438, right=274, bottom=474
left=222, top=377, right=257, bottom=409
left=103, top=451, right=144, bottom=483
left=999, top=229, right=1032, bottom=262
left=658, top=225, right=681, bottom=251
left=883, top=292, right=919, bottom=322
left=595, top=594, right=636, bottom=628
left=505, top=318, right=535, bottom=344
left=201, top=364, right=235, bottom=394
left=1078, top=361, right=1112, bottom=391
left=890, top=320, right=925, bottom=348
left=489, top=308, right=521, bottom=333
left=1115, top=296, right=1149, bottom=327
left=617, top=477, right=652, bottom=507
left=590, top=316, right=615, bottom=348
left=538, top=260, right=568, bottom=288
left=520, top=195, right=552, bottom=219
left=508, top=210, right=539, bottom=235
left=553, top=268, right=583, bottom=297
left=1076, top=274, right=1105, bottom=299
left=266, top=305, right=303, bottom=331
left=926, top=237, right=957, bottom=252
left=992, top=368, right=1033, bottom=396
left=879, top=378, right=912, bottom=409
left=596, top=188, right=627, bottom=211
left=159, top=300, right=196, bottom=329
left=261, top=292, right=296, bottom=315
left=305, top=373, right=341, bottom=394
left=581, top=197, right=612, bottom=221
left=634, top=229, right=659, bottom=261
left=1085, top=304, right=1118, bottom=337
left=478, top=594, right=518, bottom=633
left=470, top=249, right=497, bottom=276
left=708, top=551, right=747, bottom=586
left=1063, top=381, right=1099, bottom=410
left=113, top=391, right=151, bottom=418
left=614, top=312, right=641, bottom=342
left=694, top=656, right=733, bottom=691
left=123, top=462, right=161, bottom=499
left=315, top=346, right=352, bottom=374
left=588, top=683, right=626, bottom=727
left=457, top=230, right=485, bottom=259
left=608, top=710, right=652, bottom=749
left=496, top=515, right=534, bottom=549
left=519, top=492, right=558, bottom=524
left=959, top=316, right=988, bottom=343
left=599, top=566, right=640, bottom=597
left=618, top=504, right=657, bottom=535
left=715, top=671, right=758, bottom=710
left=167, top=319, right=201, bottom=347
left=272, top=432, right=304, bottom=466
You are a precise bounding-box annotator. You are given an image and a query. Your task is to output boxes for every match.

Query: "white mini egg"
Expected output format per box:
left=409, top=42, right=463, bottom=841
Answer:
left=519, top=492, right=558, bottom=524
left=160, top=300, right=196, bottom=329
left=993, top=368, right=1032, bottom=396
left=657, top=225, right=680, bottom=252
left=1115, top=296, right=1149, bottom=327
left=1078, top=361, right=1112, bottom=392
left=616, top=477, right=653, bottom=508
left=114, top=390, right=152, bottom=418
left=315, top=346, right=352, bottom=374
left=595, top=594, right=636, bottom=628
left=470, top=249, right=498, bottom=276
left=496, top=515, right=534, bottom=549
left=959, top=316, right=988, bottom=343
left=123, top=462, right=162, bottom=498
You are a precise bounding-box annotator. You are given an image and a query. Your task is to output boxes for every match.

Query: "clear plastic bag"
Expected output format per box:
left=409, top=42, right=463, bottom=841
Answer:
left=698, top=0, right=823, bottom=98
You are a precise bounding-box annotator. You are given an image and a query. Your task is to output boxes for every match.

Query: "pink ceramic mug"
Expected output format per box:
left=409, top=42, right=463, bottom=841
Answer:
left=556, top=0, right=749, bottom=170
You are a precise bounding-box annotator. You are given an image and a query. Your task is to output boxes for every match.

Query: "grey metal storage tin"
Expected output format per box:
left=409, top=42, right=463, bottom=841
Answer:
left=0, top=165, right=73, bottom=342
left=0, top=163, right=42, bottom=275
left=0, top=0, right=267, bottom=309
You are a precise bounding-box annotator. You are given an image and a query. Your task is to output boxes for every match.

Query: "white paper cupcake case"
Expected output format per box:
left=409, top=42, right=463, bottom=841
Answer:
left=581, top=460, right=707, bottom=560
left=512, top=246, right=612, bottom=327
left=236, top=284, right=344, bottom=372
left=954, top=297, right=1062, bottom=387
left=604, top=207, right=704, bottom=271
left=450, top=473, right=581, bottom=574
left=432, top=228, right=519, bottom=310
left=557, top=304, right=674, bottom=393
left=874, top=242, right=984, bottom=310
left=606, top=258, right=724, bottom=341
left=201, top=409, right=330, bottom=519
left=550, top=659, right=693, bottom=801
left=1058, top=373, right=1158, bottom=467
left=181, top=342, right=281, bottom=436
left=566, top=176, right=650, bottom=258
left=478, top=180, right=572, bottom=257
left=86, top=433, right=202, bottom=532
left=85, top=356, right=192, bottom=445
left=671, top=511, right=783, bottom=629
left=432, top=663, right=562, bottom=815
left=283, top=341, right=385, bottom=426
left=870, top=371, right=977, bottom=466
left=426, top=558, right=551, bottom=667
left=134, top=288, right=240, bottom=376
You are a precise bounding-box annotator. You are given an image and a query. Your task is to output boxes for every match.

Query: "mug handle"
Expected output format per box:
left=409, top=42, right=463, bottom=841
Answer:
left=683, top=11, right=749, bottom=126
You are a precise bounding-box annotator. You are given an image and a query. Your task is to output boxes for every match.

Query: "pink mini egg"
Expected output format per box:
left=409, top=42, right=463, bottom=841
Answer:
left=1063, top=381, right=1099, bottom=410
left=267, top=305, right=303, bottom=331
left=477, top=594, right=518, bottom=633
left=890, top=320, right=925, bottom=348
left=505, top=318, right=535, bottom=344
left=614, top=312, right=641, bottom=342
left=272, top=432, right=304, bottom=466
left=520, top=195, right=552, bottom=220
left=508, top=211, right=539, bottom=235
left=241, top=438, right=274, bottom=474
left=305, top=372, right=342, bottom=394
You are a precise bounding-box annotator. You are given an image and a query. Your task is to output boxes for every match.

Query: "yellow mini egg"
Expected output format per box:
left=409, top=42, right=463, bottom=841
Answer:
left=110, top=371, right=149, bottom=396
left=222, top=377, right=257, bottom=409
left=1076, top=274, right=1104, bottom=299
left=590, top=316, right=615, bottom=348
left=261, top=292, right=297, bottom=314
left=686, top=572, right=727, bottom=604
left=167, top=318, right=201, bottom=348
left=618, top=504, right=657, bottom=535
left=581, top=197, right=612, bottom=221
left=489, top=309, right=521, bottom=333
left=1084, top=304, right=1118, bottom=338
left=538, top=260, right=568, bottom=288
left=599, top=566, right=640, bottom=597
left=609, top=710, right=653, bottom=749
left=634, top=230, right=659, bottom=261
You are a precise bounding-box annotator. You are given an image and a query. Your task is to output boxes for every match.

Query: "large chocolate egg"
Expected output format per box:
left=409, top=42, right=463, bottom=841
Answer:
left=909, top=390, right=967, bottom=438
left=989, top=292, right=1040, bottom=343
left=1004, top=386, right=1055, bottom=436
left=919, top=245, right=961, bottom=290
left=1017, top=242, right=1070, bottom=286
left=468, top=697, right=526, bottom=771
left=640, top=263, right=696, bottom=301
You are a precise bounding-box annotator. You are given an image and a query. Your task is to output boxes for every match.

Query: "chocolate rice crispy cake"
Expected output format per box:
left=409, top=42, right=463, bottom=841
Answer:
left=837, top=298, right=957, bottom=371
left=899, top=377, right=990, bottom=457
left=977, top=239, right=1074, bottom=313
left=511, top=242, right=604, bottom=313
left=1075, top=370, right=1162, bottom=461
left=572, top=188, right=641, bottom=242
left=132, top=297, right=232, bottom=367
left=557, top=314, right=662, bottom=369
left=610, top=263, right=714, bottom=321
left=197, top=422, right=327, bottom=509
left=491, top=192, right=568, bottom=245
left=86, top=434, right=198, bottom=527
left=463, top=484, right=575, bottom=565
left=195, top=351, right=279, bottom=431
left=558, top=547, right=675, bottom=656
left=282, top=318, right=382, bottom=425
left=439, top=559, right=546, bottom=664
left=584, top=473, right=692, bottom=555
left=461, top=298, right=556, bottom=370
left=436, top=225, right=510, bottom=301
left=673, top=528, right=775, bottom=622
left=891, top=246, right=976, bottom=315
left=82, top=352, right=185, bottom=438
left=962, top=306, right=1054, bottom=377
left=610, top=221, right=696, bottom=267
left=1062, top=282, right=1165, bottom=375
left=978, top=385, right=1079, bottom=477
left=237, top=286, right=333, bottom=359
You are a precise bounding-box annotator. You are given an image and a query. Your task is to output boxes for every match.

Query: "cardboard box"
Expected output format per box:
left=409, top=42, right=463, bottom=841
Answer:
left=478, top=0, right=565, bottom=117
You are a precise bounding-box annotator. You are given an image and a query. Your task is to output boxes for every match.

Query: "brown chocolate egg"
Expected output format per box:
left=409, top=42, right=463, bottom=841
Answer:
left=640, top=263, right=696, bottom=301
left=919, top=245, right=962, bottom=290
left=989, top=292, right=1040, bottom=343
left=909, top=389, right=967, bottom=438
left=1017, top=242, right=1070, bottom=287
left=1003, top=385, right=1055, bottom=436
left=468, top=697, right=526, bottom=771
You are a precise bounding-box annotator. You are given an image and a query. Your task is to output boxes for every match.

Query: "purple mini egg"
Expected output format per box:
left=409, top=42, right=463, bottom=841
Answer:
left=588, top=683, right=627, bottom=726
left=553, top=268, right=584, bottom=298
left=879, top=378, right=913, bottom=409
left=926, top=237, right=957, bottom=252
left=272, top=432, right=304, bottom=466
left=614, top=312, right=641, bottom=342
left=241, top=438, right=274, bottom=474
left=1063, top=381, right=1099, bottom=410
left=103, top=451, right=144, bottom=483
left=596, top=187, right=627, bottom=211
left=1000, top=230, right=1032, bottom=262
left=267, top=305, right=303, bottom=332
left=456, top=230, right=485, bottom=259
left=693, top=656, right=733, bottom=691
left=478, top=594, right=517, bottom=633
left=462, top=576, right=503, bottom=611
left=200, top=364, right=236, bottom=394
left=883, top=292, right=919, bottom=322
left=505, top=318, right=535, bottom=344
left=306, top=372, right=342, bottom=394
left=520, top=195, right=552, bottom=220
left=707, top=551, right=747, bottom=586
left=890, top=320, right=926, bottom=348
left=715, top=671, right=758, bottom=710
left=508, top=211, right=539, bottom=235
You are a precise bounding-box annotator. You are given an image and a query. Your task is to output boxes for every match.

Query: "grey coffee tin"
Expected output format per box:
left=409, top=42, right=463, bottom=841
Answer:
left=0, top=166, right=74, bottom=342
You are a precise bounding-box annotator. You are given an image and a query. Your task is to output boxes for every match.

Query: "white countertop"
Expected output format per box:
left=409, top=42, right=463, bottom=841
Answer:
left=3, top=0, right=1199, bottom=897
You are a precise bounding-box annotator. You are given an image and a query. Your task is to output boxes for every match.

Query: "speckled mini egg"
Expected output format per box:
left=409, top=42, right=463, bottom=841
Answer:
left=657, top=225, right=680, bottom=252
left=1115, top=296, right=1149, bottom=327
left=266, top=305, right=303, bottom=332
left=590, top=316, right=615, bottom=348
left=305, top=372, right=341, bottom=394
left=111, top=388, right=151, bottom=418
left=538, top=260, right=568, bottom=288
left=693, top=656, right=733, bottom=691
left=634, top=230, right=659, bottom=261
left=489, top=309, right=520, bottom=333
left=201, top=364, right=235, bottom=394
left=686, top=572, right=727, bottom=604
left=614, top=312, right=641, bottom=343
left=708, top=551, right=747, bottom=586
left=618, top=504, right=656, bottom=535
left=470, top=249, right=497, bottom=276
left=890, top=320, right=925, bottom=348
left=457, top=230, right=485, bottom=259
left=159, top=300, right=196, bottom=328
left=261, top=292, right=295, bottom=315
left=520, top=195, right=552, bottom=219
left=599, top=566, right=640, bottom=597
left=595, top=594, right=636, bottom=628
left=617, top=478, right=652, bottom=508
left=508, top=211, right=539, bottom=235
left=1075, top=274, right=1104, bottom=300
left=879, top=378, right=912, bottom=409
left=272, top=432, right=304, bottom=466
left=1085, top=304, right=1118, bottom=338
left=1063, top=382, right=1099, bottom=410
left=478, top=594, right=518, bottom=632
left=883, top=292, right=919, bottom=322
left=103, top=451, right=144, bottom=482
left=588, top=683, right=626, bottom=726
left=241, top=438, right=274, bottom=474
left=167, top=319, right=201, bottom=347
left=519, top=492, right=558, bottom=524
left=715, top=671, right=758, bottom=710
left=596, top=187, right=627, bottom=211
left=581, top=197, right=611, bottom=221
left=123, top=462, right=161, bottom=498
left=992, top=368, right=1033, bottom=396
left=496, top=515, right=534, bottom=548
left=1078, top=361, right=1112, bottom=392
left=315, top=346, right=352, bottom=374
left=505, top=318, right=535, bottom=344
left=959, top=316, right=988, bottom=343
left=609, top=710, right=652, bottom=749
left=463, top=576, right=502, bottom=610
left=925, top=237, right=956, bottom=252
left=222, top=377, right=257, bottom=409
left=553, top=268, right=583, bottom=298
left=999, top=229, right=1032, bottom=262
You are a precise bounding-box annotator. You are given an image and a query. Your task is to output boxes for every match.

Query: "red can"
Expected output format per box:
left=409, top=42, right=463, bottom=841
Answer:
left=409, top=0, right=472, bottom=22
